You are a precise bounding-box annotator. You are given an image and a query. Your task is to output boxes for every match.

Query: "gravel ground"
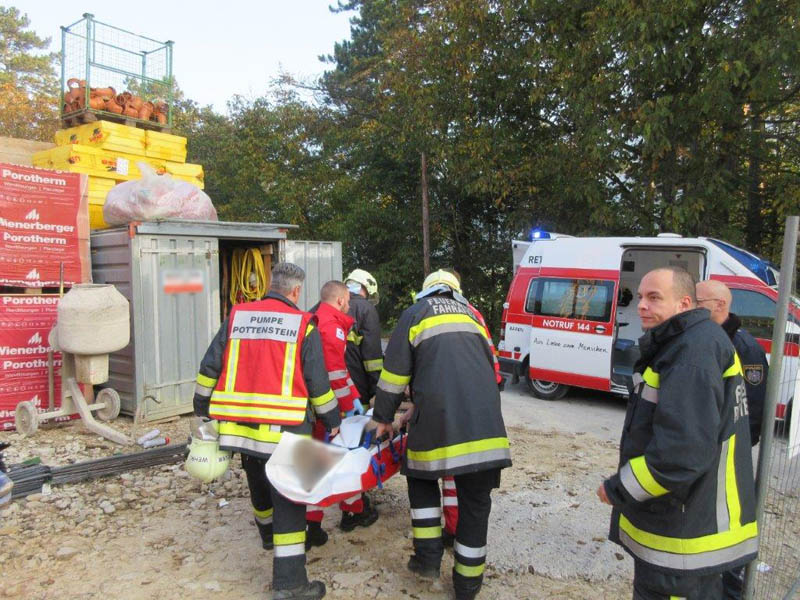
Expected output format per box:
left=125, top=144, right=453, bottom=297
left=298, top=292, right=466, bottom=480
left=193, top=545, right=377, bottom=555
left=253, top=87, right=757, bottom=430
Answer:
left=1, top=407, right=632, bottom=599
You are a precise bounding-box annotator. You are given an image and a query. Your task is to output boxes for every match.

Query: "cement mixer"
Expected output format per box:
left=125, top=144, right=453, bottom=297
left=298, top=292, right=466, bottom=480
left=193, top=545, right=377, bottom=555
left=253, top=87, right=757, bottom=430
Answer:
left=13, top=284, right=133, bottom=445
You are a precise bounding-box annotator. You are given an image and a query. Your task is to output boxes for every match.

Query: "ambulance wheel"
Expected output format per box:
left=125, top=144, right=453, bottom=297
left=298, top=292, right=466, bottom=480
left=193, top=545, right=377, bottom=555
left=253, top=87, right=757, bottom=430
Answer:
left=14, top=401, right=39, bottom=435
left=526, top=376, right=569, bottom=401
left=96, top=388, right=121, bottom=421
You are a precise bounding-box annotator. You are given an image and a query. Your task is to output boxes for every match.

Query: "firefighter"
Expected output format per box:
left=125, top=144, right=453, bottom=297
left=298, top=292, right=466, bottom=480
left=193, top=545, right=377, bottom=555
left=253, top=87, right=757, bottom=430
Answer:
left=373, top=269, right=512, bottom=600
left=697, top=279, right=769, bottom=600
left=193, top=262, right=341, bottom=600
left=597, top=267, right=758, bottom=600
left=305, top=281, right=379, bottom=544
left=344, top=269, right=383, bottom=403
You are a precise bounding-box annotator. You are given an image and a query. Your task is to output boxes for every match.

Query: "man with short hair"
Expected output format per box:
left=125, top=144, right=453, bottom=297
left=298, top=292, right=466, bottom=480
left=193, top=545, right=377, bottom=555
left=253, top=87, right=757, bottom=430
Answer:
left=697, top=279, right=769, bottom=600
left=193, top=262, right=341, bottom=600
left=305, top=280, right=379, bottom=544
left=597, top=267, right=758, bottom=600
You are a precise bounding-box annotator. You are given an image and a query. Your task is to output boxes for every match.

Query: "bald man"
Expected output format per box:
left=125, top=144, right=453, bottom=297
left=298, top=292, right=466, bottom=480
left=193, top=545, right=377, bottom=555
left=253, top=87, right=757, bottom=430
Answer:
left=696, top=280, right=768, bottom=446
left=598, top=267, right=758, bottom=600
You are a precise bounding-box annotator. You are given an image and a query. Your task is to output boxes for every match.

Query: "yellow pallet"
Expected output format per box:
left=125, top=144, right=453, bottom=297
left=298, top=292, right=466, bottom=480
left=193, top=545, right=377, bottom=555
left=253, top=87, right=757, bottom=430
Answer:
left=170, top=174, right=205, bottom=189
left=145, top=130, right=187, bottom=163
left=55, top=121, right=146, bottom=155
left=33, top=145, right=171, bottom=182
left=165, top=161, right=203, bottom=179
left=87, top=176, right=117, bottom=230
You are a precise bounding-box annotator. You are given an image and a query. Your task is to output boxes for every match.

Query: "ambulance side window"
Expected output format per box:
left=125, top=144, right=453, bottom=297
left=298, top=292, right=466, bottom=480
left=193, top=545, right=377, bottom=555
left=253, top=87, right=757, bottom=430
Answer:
left=730, top=289, right=775, bottom=340
left=530, top=278, right=615, bottom=322
left=524, top=279, right=539, bottom=313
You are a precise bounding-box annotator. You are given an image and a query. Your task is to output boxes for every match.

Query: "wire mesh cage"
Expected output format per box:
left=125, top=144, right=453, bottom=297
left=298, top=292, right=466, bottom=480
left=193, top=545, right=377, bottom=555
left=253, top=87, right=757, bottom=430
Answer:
left=60, top=13, right=174, bottom=127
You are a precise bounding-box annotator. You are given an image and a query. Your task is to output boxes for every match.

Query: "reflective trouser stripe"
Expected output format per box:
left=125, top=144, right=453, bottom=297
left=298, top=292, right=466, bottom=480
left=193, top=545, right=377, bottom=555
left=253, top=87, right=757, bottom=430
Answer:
left=454, top=541, right=487, bottom=559
left=274, top=531, right=305, bottom=545
left=411, top=507, right=442, bottom=520
left=454, top=561, right=485, bottom=577
left=274, top=542, right=305, bottom=557
left=364, top=358, right=383, bottom=372
left=442, top=479, right=456, bottom=490
left=443, top=496, right=458, bottom=506
left=413, top=526, right=442, bottom=539
left=254, top=506, right=274, bottom=525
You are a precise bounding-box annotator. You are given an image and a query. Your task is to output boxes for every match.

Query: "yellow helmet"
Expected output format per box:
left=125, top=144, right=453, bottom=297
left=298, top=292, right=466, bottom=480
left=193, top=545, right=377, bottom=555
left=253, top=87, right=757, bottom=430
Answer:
left=421, top=269, right=462, bottom=294
left=185, top=436, right=232, bottom=483
left=345, top=269, right=379, bottom=300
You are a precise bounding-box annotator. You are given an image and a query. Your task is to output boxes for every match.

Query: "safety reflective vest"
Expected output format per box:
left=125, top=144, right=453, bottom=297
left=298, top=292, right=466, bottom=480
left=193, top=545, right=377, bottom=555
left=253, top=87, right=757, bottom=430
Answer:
left=208, top=298, right=317, bottom=426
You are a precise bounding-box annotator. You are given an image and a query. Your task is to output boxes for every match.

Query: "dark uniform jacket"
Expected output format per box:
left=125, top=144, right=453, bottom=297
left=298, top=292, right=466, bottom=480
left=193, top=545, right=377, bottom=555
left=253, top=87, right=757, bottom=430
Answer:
left=604, top=308, right=758, bottom=576
left=345, top=293, right=384, bottom=400
left=373, top=291, right=512, bottom=479
left=193, top=292, right=341, bottom=459
left=722, top=313, right=768, bottom=445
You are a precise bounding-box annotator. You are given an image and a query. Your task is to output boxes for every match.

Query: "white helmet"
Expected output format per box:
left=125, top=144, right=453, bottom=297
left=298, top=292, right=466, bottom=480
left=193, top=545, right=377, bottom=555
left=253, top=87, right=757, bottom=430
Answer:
left=185, top=436, right=232, bottom=483
left=345, top=269, right=379, bottom=303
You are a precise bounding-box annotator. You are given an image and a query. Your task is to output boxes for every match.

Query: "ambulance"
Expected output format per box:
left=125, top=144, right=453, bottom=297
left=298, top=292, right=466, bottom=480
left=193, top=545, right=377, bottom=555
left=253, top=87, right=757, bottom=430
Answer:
left=497, top=232, right=798, bottom=422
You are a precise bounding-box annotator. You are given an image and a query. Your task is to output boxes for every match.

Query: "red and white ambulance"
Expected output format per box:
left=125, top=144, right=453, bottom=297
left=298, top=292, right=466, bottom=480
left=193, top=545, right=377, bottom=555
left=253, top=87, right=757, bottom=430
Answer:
left=497, top=232, right=798, bottom=422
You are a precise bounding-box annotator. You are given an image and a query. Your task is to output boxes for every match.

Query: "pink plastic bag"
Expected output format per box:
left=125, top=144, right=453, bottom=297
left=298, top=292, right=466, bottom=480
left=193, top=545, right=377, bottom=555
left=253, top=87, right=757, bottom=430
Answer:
left=103, top=163, right=217, bottom=225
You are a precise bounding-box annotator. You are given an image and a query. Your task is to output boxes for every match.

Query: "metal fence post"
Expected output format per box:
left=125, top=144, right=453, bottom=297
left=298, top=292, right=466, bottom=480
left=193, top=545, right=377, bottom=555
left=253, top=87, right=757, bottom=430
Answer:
left=743, top=215, right=800, bottom=599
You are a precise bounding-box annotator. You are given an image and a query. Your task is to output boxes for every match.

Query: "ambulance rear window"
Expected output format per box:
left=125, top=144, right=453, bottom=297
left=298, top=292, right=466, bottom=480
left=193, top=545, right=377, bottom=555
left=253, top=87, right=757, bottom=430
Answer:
left=527, top=278, right=615, bottom=322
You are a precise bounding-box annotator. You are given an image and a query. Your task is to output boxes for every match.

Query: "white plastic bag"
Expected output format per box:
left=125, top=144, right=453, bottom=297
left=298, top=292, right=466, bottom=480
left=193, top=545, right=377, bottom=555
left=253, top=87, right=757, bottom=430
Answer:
left=103, top=162, right=217, bottom=225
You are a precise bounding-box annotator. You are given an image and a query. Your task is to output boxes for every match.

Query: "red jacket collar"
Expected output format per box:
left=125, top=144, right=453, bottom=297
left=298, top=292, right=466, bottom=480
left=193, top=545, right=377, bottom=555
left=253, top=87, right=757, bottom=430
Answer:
left=314, top=300, right=355, bottom=330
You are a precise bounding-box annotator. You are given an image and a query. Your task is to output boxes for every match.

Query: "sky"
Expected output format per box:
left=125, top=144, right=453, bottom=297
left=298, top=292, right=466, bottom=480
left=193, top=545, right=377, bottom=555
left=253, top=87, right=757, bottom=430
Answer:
left=15, top=1, right=355, bottom=112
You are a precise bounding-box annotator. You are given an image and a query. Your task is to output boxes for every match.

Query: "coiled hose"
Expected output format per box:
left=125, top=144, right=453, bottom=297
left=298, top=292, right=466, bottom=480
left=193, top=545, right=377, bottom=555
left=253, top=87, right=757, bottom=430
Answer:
left=229, top=247, right=268, bottom=304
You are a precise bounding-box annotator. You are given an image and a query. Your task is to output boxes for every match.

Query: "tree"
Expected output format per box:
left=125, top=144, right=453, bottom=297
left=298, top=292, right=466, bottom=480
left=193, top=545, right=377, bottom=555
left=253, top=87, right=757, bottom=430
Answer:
left=0, top=6, right=59, bottom=141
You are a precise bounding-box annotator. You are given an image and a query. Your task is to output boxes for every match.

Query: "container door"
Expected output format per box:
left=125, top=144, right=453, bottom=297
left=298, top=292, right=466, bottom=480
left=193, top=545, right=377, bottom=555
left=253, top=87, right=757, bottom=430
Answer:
left=284, top=241, right=343, bottom=310
left=135, top=234, right=220, bottom=420
left=527, top=276, right=617, bottom=391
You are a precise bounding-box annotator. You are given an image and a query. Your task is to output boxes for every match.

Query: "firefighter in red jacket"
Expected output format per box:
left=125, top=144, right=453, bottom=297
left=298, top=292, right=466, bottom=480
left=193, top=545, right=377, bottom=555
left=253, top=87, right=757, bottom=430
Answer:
left=305, top=281, right=380, bottom=546
left=193, top=263, right=341, bottom=600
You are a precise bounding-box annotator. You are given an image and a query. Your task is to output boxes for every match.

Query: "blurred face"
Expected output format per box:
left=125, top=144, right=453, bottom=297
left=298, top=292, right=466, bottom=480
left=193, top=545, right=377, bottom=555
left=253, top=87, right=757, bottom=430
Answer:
left=637, top=270, right=692, bottom=330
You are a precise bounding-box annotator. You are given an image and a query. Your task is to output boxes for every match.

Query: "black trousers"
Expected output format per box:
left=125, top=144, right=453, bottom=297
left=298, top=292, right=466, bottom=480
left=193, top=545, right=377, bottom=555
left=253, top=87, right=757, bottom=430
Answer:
left=407, top=468, right=500, bottom=598
left=721, top=566, right=744, bottom=600
left=241, top=453, right=308, bottom=591
left=633, top=561, right=723, bottom=600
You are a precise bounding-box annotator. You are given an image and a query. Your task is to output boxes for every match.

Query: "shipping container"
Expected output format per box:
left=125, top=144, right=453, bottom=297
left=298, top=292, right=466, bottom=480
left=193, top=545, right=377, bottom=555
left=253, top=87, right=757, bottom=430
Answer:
left=90, top=220, right=342, bottom=422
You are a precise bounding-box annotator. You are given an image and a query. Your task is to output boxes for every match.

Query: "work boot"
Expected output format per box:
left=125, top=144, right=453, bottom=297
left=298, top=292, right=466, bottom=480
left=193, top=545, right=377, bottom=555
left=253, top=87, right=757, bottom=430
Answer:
left=306, top=522, right=328, bottom=551
left=256, top=521, right=273, bottom=550
left=407, top=555, right=441, bottom=579
left=442, top=529, right=455, bottom=548
left=339, top=494, right=379, bottom=532
left=272, top=580, right=326, bottom=599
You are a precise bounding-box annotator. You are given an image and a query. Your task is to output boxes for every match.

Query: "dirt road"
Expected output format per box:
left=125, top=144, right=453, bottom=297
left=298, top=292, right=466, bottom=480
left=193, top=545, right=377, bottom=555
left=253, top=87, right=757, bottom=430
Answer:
left=2, top=384, right=634, bottom=599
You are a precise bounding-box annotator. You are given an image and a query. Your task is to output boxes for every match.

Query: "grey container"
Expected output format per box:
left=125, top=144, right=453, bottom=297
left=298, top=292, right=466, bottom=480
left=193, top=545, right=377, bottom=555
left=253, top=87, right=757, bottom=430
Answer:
left=90, top=220, right=342, bottom=422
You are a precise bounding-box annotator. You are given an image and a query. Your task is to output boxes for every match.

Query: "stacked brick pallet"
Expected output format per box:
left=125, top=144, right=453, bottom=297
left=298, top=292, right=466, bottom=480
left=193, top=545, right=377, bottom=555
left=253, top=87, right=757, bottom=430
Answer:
left=32, top=121, right=204, bottom=230
left=0, top=163, right=91, bottom=429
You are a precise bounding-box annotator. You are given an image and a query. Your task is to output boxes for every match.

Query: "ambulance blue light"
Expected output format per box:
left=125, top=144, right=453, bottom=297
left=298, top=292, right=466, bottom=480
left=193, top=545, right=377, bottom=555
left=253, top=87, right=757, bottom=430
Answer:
left=709, top=239, right=777, bottom=286
left=529, top=229, right=551, bottom=240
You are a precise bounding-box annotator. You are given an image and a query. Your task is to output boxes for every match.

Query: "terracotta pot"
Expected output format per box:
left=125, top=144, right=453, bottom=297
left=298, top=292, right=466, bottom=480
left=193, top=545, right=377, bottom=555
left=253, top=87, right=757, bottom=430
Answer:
left=114, top=94, right=129, bottom=107
left=155, top=112, right=167, bottom=125
left=123, top=105, right=139, bottom=118
left=138, top=101, right=154, bottom=120
left=105, top=98, right=124, bottom=114
left=128, top=96, right=144, bottom=110
left=91, top=86, right=115, bottom=101
left=89, top=96, right=106, bottom=110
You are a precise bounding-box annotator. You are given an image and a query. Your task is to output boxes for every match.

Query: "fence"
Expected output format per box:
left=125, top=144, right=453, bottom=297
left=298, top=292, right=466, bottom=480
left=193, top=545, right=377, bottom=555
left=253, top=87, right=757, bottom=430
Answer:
left=745, top=216, right=800, bottom=600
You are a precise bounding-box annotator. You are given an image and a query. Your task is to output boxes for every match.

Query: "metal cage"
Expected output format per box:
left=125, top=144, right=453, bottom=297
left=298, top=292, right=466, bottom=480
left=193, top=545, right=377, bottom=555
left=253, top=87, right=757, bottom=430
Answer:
left=60, top=13, right=174, bottom=126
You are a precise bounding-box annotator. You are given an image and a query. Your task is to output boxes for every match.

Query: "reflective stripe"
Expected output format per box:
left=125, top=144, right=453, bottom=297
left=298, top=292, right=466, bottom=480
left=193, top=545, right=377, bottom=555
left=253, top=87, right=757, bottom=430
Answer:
left=442, top=479, right=457, bottom=490
left=407, top=437, right=509, bottom=463
left=377, top=369, right=411, bottom=394
left=210, top=404, right=306, bottom=423
left=211, top=392, right=308, bottom=408
left=219, top=434, right=279, bottom=456
left=716, top=437, right=731, bottom=532
left=619, top=519, right=758, bottom=570
left=281, top=342, right=297, bottom=399
left=364, top=358, right=384, bottom=372
left=306, top=323, right=314, bottom=336
left=274, top=543, right=305, bottom=557
left=408, top=314, right=488, bottom=347
left=219, top=421, right=282, bottom=443
left=723, top=353, right=743, bottom=378
left=443, top=497, right=458, bottom=506
left=641, top=385, right=658, bottom=404
left=407, top=447, right=511, bottom=472
left=328, top=369, right=348, bottom=380
left=347, top=331, right=363, bottom=344
left=454, top=541, right=487, bottom=559
left=274, top=531, right=305, bottom=545
left=194, top=382, right=214, bottom=398
left=619, top=514, right=758, bottom=556
left=254, top=507, right=273, bottom=524
left=310, top=388, right=336, bottom=407
left=632, top=373, right=644, bottom=387
left=225, top=339, right=240, bottom=391
left=619, top=461, right=652, bottom=502
left=642, top=367, right=659, bottom=388
left=311, top=389, right=338, bottom=415
left=196, top=373, right=217, bottom=388
left=411, top=507, right=442, bottom=520
left=454, top=561, right=485, bottom=577
left=333, top=387, right=351, bottom=399
left=413, top=526, right=442, bottom=539
left=725, top=434, right=741, bottom=528
left=346, top=377, right=355, bottom=387
left=628, top=456, right=669, bottom=498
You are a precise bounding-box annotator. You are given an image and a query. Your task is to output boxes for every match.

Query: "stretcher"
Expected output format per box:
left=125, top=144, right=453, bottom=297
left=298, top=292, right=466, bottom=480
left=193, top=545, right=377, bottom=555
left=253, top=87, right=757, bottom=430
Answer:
left=265, top=414, right=406, bottom=507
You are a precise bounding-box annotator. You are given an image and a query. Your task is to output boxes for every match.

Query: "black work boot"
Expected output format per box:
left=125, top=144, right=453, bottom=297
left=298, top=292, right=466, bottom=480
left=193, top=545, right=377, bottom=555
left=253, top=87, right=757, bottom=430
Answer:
left=407, top=555, right=441, bottom=579
left=442, top=529, right=455, bottom=548
left=305, top=522, right=328, bottom=551
left=272, top=580, right=326, bottom=599
left=255, top=521, right=273, bottom=550
left=339, top=494, right=379, bottom=532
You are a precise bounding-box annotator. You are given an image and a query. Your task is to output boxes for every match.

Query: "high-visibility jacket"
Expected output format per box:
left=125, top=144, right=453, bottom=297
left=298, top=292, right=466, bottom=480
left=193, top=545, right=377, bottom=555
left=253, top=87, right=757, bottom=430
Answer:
left=193, top=292, right=341, bottom=459
left=313, top=301, right=360, bottom=413
left=345, top=293, right=384, bottom=400
left=373, top=291, right=512, bottom=479
left=604, top=308, right=758, bottom=576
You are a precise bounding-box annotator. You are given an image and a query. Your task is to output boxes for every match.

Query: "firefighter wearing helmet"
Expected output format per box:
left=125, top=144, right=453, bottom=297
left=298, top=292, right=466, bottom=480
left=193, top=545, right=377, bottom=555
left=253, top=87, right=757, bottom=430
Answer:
left=373, top=269, right=512, bottom=600
left=343, top=269, right=384, bottom=403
